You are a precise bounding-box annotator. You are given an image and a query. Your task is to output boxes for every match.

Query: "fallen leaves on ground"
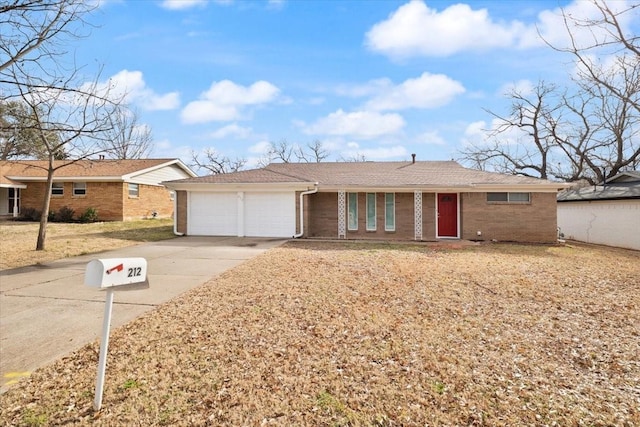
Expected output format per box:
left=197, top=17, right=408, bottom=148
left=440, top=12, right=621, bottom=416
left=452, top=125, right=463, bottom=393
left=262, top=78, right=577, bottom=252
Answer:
left=1, top=241, right=638, bottom=426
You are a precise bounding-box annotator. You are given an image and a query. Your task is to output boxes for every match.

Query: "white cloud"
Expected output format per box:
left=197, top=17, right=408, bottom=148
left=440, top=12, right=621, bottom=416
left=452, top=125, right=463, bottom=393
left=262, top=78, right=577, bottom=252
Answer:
left=181, top=80, right=280, bottom=124
left=209, top=123, right=255, bottom=139
left=365, top=0, right=637, bottom=59
left=365, top=72, right=465, bottom=111
left=248, top=140, right=271, bottom=154
left=365, top=1, right=522, bottom=58
left=519, top=0, right=635, bottom=50
left=335, top=78, right=390, bottom=98
left=497, top=79, right=534, bottom=97
left=303, top=109, right=405, bottom=140
left=160, top=0, right=207, bottom=10
left=93, top=70, right=180, bottom=110
left=415, top=130, right=446, bottom=146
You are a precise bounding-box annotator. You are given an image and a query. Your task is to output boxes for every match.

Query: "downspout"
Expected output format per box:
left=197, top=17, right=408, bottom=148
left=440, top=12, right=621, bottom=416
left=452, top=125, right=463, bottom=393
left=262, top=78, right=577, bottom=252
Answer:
left=172, top=191, right=184, bottom=236
left=293, top=184, right=319, bottom=238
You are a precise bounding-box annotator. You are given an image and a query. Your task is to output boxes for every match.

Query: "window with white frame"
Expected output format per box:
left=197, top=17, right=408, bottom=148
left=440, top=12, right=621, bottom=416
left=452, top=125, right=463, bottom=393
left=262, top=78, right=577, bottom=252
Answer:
left=51, top=182, right=64, bottom=196
left=73, top=182, right=86, bottom=196
left=385, top=193, right=395, bottom=231
left=366, top=193, right=376, bottom=231
left=128, top=183, right=139, bottom=198
left=486, top=192, right=530, bottom=203
left=347, top=192, right=358, bottom=230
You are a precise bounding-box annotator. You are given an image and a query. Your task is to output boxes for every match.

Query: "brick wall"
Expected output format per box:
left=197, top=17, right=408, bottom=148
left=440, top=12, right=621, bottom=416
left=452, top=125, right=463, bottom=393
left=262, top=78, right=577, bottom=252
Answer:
left=308, top=192, right=338, bottom=237
left=123, top=184, right=174, bottom=220
left=21, top=182, right=125, bottom=221
left=305, top=191, right=556, bottom=243
left=20, top=181, right=176, bottom=222
left=176, top=190, right=187, bottom=234
left=461, top=192, right=557, bottom=243
left=308, top=192, right=421, bottom=240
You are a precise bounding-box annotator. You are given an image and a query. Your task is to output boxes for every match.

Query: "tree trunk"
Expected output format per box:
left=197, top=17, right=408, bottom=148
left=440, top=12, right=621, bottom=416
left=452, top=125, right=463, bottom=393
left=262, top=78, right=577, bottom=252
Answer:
left=36, top=161, right=55, bottom=251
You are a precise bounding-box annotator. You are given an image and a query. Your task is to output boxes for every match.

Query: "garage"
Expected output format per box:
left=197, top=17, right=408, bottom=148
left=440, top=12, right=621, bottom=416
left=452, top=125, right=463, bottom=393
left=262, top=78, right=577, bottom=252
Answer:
left=187, top=191, right=296, bottom=238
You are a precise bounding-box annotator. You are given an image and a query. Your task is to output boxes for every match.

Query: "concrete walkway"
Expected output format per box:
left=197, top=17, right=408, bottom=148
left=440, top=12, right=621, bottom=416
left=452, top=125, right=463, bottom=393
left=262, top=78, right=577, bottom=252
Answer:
left=0, top=236, right=285, bottom=392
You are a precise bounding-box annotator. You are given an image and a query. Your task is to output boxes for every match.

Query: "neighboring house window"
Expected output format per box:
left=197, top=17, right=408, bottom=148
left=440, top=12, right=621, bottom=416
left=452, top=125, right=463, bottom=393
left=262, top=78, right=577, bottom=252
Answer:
left=73, top=182, right=86, bottom=196
left=487, top=192, right=531, bottom=203
left=128, top=183, right=139, bottom=198
left=385, top=193, right=395, bottom=231
left=51, top=182, right=64, bottom=196
left=366, top=193, right=376, bottom=231
left=347, top=192, right=358, bottom=230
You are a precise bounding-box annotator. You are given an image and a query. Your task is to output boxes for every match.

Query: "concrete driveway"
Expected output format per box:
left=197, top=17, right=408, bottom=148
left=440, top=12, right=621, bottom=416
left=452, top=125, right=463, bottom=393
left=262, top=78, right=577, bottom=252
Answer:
left=0, top=236, right=285, bottom=393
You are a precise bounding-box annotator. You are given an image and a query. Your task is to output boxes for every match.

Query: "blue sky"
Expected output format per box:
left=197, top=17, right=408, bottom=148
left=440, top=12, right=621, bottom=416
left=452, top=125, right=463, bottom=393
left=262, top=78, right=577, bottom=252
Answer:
left=73, top=0, right=638, bottom=172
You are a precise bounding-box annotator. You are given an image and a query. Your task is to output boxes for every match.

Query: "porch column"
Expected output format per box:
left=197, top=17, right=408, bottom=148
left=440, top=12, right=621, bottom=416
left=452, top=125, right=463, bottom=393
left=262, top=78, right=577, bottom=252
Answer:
left=12, top=188, right=19, bottom=218
left=414, top=190, right=422, bottom=241
left=337, top=190, right=346, bottom=239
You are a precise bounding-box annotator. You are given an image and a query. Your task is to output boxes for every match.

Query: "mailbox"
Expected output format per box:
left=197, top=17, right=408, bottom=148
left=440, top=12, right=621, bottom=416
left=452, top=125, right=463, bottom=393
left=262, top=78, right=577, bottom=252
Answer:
left=85, top=258, right=148, bottom=289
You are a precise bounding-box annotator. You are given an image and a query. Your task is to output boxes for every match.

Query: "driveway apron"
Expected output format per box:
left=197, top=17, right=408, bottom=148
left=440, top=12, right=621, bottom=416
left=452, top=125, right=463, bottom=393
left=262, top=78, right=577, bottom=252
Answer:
left=0, top=236, right=285, bottom=392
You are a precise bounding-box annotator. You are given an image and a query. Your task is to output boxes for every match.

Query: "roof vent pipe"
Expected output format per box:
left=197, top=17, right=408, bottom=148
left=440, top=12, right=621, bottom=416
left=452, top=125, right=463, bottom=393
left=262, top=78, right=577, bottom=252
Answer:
left=411, top=153, right=416, bottom=164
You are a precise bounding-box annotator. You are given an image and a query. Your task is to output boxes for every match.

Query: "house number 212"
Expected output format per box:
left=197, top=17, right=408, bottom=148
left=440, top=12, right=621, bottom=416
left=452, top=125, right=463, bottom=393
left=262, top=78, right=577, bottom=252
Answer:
left=127, top=267, right=142, bottom=277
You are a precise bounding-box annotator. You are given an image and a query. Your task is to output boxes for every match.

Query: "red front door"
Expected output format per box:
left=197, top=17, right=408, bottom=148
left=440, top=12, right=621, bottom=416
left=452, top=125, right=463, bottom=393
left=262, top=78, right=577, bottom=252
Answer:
left=437, top=193, right=458, bottom=237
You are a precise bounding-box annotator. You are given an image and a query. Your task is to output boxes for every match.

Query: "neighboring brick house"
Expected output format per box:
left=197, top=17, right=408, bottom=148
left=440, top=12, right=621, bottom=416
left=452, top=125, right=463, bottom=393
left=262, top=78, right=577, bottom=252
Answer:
left=164, top=160, right=568, bottom=243
left=0, top=159, right=196, bottom=221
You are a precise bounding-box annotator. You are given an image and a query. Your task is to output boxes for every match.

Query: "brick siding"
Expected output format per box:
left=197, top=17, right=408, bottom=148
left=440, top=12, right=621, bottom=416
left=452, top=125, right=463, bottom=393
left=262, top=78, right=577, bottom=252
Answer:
left=20, top=182, right=175, bottom=222
left=122, top=184, right=174, bottom=220
left=176, top=190, right=187, bottom=234
left=305, top=191, right=557, bottom=243
left=461, top=192, right=557, bottom=243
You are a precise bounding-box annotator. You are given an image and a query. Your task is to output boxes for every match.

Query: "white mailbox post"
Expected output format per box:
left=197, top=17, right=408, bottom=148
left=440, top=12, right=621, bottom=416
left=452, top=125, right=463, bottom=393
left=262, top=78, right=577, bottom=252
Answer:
left=85, top=258, right=149, bottom=411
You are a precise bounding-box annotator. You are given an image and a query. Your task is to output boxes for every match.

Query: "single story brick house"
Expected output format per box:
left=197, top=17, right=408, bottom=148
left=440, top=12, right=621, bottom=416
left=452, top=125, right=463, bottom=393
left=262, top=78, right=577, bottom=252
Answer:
left=0, top=159, right=196, bottom=221
left=557, top=171, right=640, bottom=250
left=163, top=160, right=568, bottom=243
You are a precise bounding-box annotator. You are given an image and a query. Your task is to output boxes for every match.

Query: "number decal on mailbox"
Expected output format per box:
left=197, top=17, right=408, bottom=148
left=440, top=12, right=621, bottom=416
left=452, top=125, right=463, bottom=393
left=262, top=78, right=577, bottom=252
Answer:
left=127, top=267, right=142, bottom=278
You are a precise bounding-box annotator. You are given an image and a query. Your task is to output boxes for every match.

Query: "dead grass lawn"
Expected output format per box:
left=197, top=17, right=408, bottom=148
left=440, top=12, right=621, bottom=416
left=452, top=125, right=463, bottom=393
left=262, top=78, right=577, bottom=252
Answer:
left=0, top=241, right=638, bottom=426
left=0, top=219, right=175, bottom=270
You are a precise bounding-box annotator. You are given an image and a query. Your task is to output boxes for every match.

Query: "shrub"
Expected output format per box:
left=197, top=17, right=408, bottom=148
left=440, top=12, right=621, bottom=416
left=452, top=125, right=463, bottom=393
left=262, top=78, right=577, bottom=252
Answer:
left=52, top=206, right=75, bottom=223
left=78, top=207, right=98, bottom=223
left=18, top=207, right=41, bottom=222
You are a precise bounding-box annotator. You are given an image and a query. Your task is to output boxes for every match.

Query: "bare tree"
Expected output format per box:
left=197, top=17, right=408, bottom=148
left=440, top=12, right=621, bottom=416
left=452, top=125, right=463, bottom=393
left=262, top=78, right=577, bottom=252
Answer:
left=551, top=1, right=640, bottom=114
left=459, top=81, right=565, bottom=179
left=98, top=107, right=153, bottom=159
left=190, top=148, right=246, bottom=174
left=0, top=1, right=95, bottom=73
left=461, top=1, right=640, bottom=184
left=262, top=139, right=329, bottom=165
left=1, top=1, right=120, bottom=250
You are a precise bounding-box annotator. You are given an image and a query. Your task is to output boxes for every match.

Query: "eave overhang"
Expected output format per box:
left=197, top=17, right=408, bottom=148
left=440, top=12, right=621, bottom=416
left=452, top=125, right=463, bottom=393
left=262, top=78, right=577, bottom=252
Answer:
left=162, top=181, right=317, bottom=192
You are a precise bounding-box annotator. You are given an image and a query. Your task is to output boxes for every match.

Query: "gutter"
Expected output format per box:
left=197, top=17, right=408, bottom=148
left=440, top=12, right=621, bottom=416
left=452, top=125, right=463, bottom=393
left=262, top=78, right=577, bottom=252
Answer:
left=293, top=184, right=319, bottom=238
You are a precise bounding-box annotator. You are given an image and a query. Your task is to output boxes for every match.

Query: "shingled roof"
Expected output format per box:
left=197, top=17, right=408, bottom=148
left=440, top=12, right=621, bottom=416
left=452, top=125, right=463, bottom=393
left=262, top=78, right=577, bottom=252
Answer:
left=1, top=159, right=194, bottom=181
left=166, top=161, right=565, bottom=190
left=557, top=171, right=640, bottom=202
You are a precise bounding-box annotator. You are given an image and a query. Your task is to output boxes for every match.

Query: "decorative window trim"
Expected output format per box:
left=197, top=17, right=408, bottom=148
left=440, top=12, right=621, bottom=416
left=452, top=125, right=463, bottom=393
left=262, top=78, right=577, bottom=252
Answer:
left=128, top=183, right=140, bottom=198
left=72, top=182, right=86, bottom=196
left=385, top=193, right=395, bottom=232
left=51, top=182, right=64, bottom=196
left=486, top=192, right=531, bottom=203
left=347, top=192, right=358, bottom=231
left=366, top=192, right=376, bottom=231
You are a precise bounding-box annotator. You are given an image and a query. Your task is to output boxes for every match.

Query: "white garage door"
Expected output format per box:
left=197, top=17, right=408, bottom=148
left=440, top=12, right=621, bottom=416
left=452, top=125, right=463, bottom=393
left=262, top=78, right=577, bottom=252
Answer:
left=188, top=192, right=238, bottom=236
left=188, top=191, right=296, bottom=238
left=244, top=192, right=296, bottom=237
